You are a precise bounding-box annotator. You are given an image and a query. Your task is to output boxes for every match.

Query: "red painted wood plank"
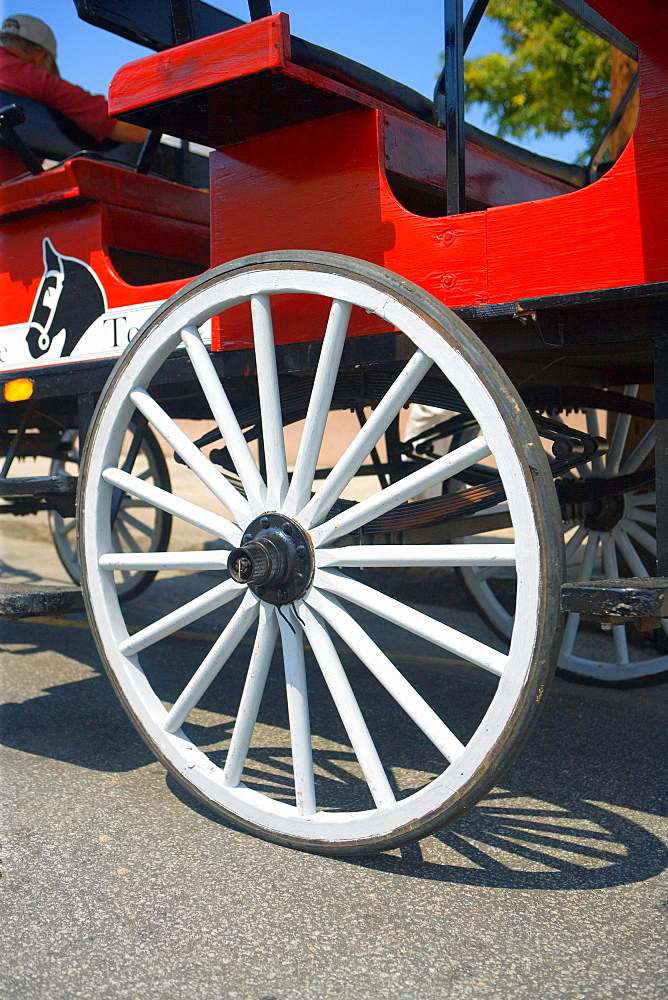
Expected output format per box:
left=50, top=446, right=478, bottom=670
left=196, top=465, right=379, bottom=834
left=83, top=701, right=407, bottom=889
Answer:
left=68, top=159, right=210, bottom=225
left=485, top=41, right=668, bottom=300
left=208, top=49, right=668, bottom=327
left=0, top=159, right=209, bottom=226
left=103, top=206, right=209, bottom=265
left=209, top=109, right=488, bottom=349
left=588, top=0, right=668, bottom=40
left=383, top=116, right=573, bottom=209
left=0, top=198, right=203, bottom=332
left=0, top=162, right=82, bottom=220
left=109, top=14, right=290, bottom=116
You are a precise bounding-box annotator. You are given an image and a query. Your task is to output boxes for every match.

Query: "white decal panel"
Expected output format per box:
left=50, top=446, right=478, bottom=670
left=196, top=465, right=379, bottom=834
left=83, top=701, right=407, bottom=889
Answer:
left=0, top=301, right=164, bottom=373
left=0, top=238, right=210, bottom=375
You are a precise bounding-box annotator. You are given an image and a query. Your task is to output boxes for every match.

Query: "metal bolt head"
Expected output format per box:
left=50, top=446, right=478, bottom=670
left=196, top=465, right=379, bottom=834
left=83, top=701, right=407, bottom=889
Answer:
left=260, top=516, right=269, bottom=528
left=282, top=521, right=293, bottom=534
left=296, top=545, right=306, bottom=559
left=295, top=572, right=304, bottom=584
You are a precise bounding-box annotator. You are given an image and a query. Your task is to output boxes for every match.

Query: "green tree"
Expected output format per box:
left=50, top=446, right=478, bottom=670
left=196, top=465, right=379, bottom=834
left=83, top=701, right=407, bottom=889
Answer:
left=463, top=0, right=610, bottom=152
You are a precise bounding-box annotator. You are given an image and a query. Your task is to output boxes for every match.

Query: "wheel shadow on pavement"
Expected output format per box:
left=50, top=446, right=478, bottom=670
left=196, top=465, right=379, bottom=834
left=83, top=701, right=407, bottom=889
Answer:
left=164, top=770, right=668, bottom=891
left=0, top=558, right=44, bottom=584
left=338, top=672, right=668, bottom=889
left=0, top=621, right=156, bottom=772
left=2, top=617, right=666, bottom=891
left=341, top=790, right=668, bottom=890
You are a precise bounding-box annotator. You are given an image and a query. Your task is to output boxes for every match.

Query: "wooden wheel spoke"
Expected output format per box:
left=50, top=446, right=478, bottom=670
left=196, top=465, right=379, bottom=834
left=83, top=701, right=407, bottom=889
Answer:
left=181, top=325, right=268, bottom=512
left=252, top=295, right=289, bottom=508
left=164, top=591, right=260, bottom=733
left=300, top=602, right=396, bottom=808
left=610, top=623, right=630, bottom=665
left=113, top=518, right=142, bottom=554
left=560, top=530, right=601, bottom=660
left=600, top=534, right=629, bottom=665
left=627, top=507, right=656, bottom=528
left=585, top=409, right=604, bottom=474
left=114, top=509, right=155, bottom=537
left=99, top=550, right=230, bottom=572
left=129, top=388, right=251, bottom=525
left=299, top=350, right=433, bottom=528
left=612, top=527, right=649, bottom=579
left=564, top=525, right=588, bottom=565
left=605, top=385, right=638, bottom=476
left=623, top=519, right=657, bottom=556
left=314, top=568, right=507, bottom=676
left=628, top=491, right=655, bottom=507
left=311, top=436, right=491, bottom=548
left=559, top=610, right=581, bottom=659
left=619, top=424, right=655, bottom=476
left=471, top=563, right=505, bottom=584
left=119, top=578, right=244, bottom=656
left=278, top=609, right=316, bottom=816
left=316, top=543, right=516, bottom=569
left=284, top=299, right=352, bottom=516
left=102, top=467, right=241, bottom=548
left=572, top=529, right=600, bottom=586
left=223, top=605, right=279, bottom=787
left=307, top=589, right=465, bottom=762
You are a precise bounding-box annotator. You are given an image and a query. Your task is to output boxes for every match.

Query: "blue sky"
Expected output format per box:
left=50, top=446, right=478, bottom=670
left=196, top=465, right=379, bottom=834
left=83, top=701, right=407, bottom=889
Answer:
left=2, top=0, right=584, bottom=161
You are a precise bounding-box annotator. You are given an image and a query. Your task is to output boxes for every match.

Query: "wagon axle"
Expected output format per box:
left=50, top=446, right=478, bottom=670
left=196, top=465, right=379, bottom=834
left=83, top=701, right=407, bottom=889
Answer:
left=227, top=512, right=314, bottom=605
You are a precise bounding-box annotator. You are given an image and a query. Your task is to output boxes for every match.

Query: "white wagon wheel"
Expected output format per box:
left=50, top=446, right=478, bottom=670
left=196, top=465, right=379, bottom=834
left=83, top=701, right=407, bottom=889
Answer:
left=458, top=389, right=667, bottom=686
left=78, top=252, right=562, bottom=855
left=50, top=421, right=171, bottom=601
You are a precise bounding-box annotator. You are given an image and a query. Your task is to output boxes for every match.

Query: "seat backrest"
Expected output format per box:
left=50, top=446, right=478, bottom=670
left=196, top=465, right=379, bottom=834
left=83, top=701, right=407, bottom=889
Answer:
left=0, top=91, right=211, bottom=186
left=0, top=90, right=132, bottom=162
left=74, top=0, right=243, bottom=51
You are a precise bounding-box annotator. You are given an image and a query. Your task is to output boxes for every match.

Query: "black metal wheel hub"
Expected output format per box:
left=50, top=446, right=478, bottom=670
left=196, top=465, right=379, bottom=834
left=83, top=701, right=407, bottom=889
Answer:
left=227, top=512, right=315, bottom=606
left=583, top=494, right=626, bottom=532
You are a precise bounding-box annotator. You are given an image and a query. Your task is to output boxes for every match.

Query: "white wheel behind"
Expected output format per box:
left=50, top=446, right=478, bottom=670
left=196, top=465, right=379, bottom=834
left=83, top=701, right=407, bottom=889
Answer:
left=50, top=422, right=171, bottom=600
left=458, top=390, right=667, bottom=685
left=78, top=252, right=562, bottom=854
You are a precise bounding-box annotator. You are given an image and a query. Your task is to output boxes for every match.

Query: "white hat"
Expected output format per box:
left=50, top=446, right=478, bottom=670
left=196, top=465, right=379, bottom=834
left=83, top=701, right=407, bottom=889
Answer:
left=2, top=13, right=57, bottom=64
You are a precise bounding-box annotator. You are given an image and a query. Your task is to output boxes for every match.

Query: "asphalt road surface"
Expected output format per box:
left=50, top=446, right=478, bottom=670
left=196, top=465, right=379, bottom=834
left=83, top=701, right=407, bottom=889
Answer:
left=1, top=514, right=667, bottom=1000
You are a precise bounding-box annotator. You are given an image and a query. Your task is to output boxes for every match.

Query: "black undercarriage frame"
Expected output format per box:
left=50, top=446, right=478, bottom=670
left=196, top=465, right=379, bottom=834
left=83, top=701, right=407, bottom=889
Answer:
left=2, top=274, right=667, bottom=623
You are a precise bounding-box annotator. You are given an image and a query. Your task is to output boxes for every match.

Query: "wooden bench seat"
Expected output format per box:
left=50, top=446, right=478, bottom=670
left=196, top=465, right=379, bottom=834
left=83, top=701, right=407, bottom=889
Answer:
left=108, top=13, right=584, bottom=213
left=0, top=156, right=209, bottom=282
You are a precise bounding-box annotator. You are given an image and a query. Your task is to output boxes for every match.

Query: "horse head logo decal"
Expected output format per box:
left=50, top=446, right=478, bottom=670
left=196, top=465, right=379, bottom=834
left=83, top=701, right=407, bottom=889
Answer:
left=26, top=238, right=106, bottom=359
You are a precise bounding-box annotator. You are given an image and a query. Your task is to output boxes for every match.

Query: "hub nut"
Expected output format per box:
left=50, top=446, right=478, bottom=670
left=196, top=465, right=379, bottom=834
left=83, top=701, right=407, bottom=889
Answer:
left=228, top=540, right=276, bottom=586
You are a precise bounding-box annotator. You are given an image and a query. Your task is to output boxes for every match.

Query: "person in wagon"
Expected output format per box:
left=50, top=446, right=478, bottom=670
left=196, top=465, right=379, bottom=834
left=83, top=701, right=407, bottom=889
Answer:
left=0, top=13, right=147, bottom=182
